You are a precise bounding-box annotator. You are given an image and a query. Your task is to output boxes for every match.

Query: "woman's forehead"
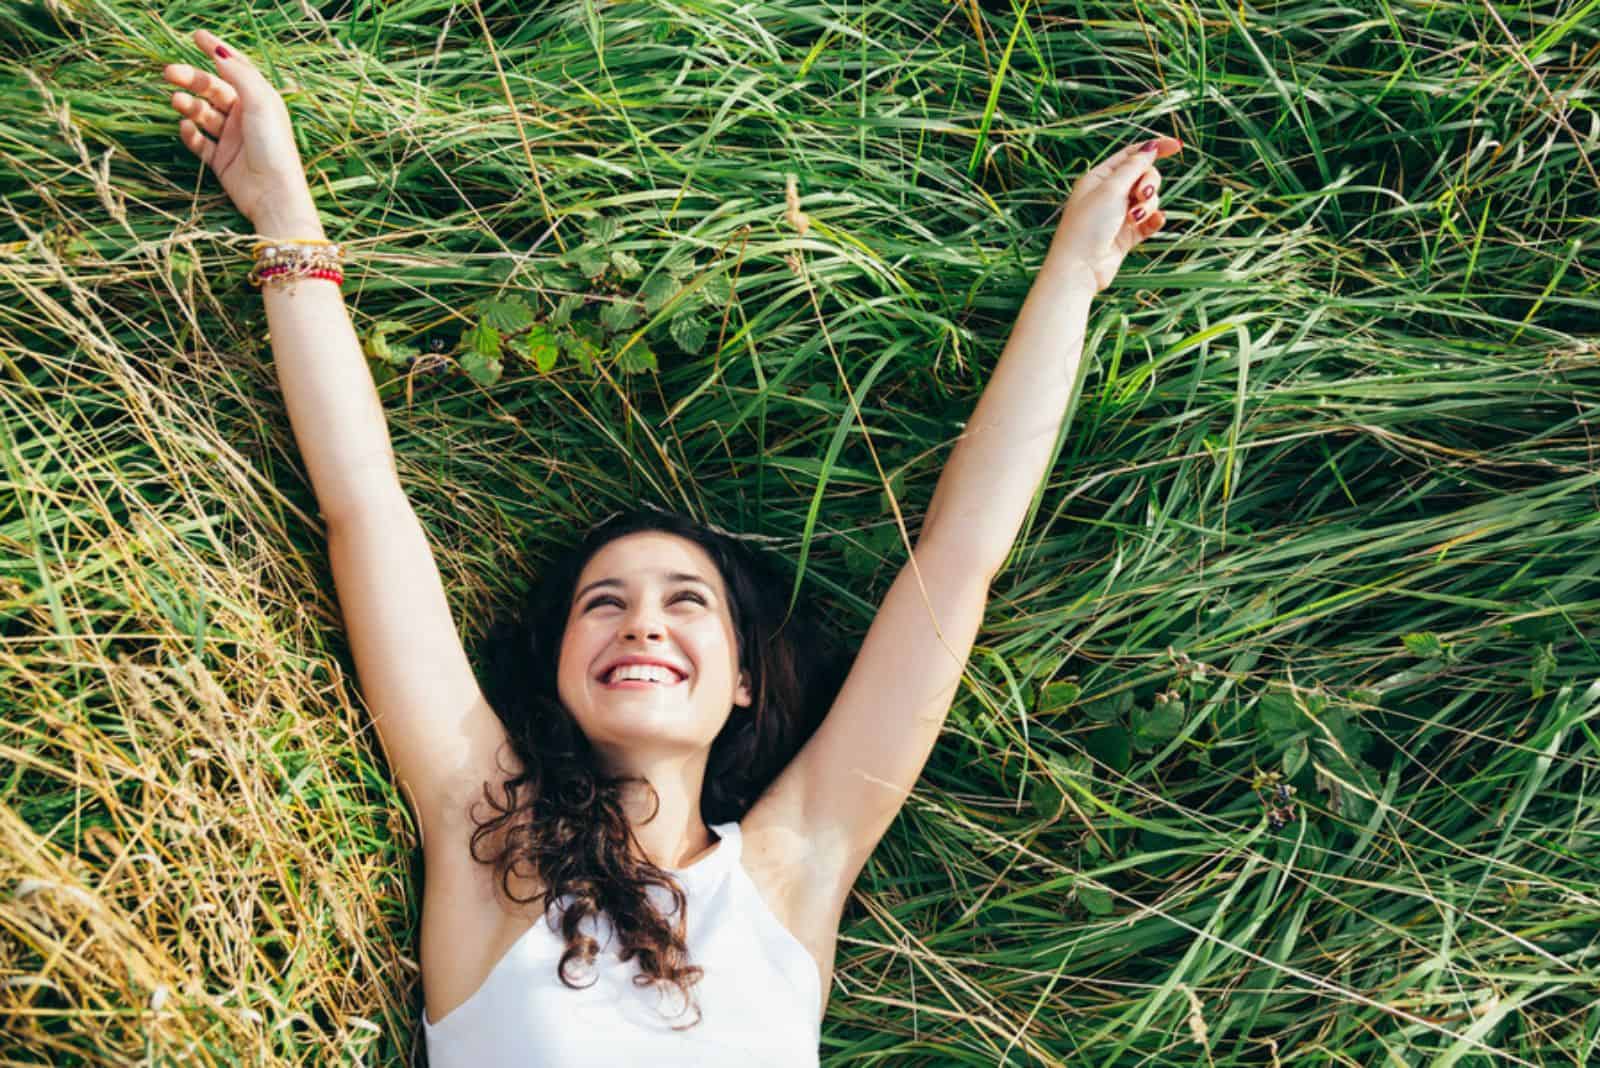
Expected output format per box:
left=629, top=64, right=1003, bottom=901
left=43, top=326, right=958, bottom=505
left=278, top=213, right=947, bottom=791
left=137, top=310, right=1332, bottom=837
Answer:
left=576, top=532, right=721, bottom=590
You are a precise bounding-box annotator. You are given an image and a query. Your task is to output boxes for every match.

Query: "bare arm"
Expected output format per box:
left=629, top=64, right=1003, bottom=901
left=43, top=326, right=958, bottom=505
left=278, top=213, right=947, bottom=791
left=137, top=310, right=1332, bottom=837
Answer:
left=164, top=27, right=398, bottom=522
left=251, top=196, right=401, bottom=523
left=747, top=136, right=1182, bottom=910
left=162, top=29, right=514, bottom=849
left=915, top=265, right=1095, bottom=578
left=918, top=137, right=1183, bottom=575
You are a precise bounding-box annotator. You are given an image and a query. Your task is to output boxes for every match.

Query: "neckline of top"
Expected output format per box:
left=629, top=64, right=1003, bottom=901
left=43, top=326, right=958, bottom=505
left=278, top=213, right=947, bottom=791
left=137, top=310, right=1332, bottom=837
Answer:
left=665, top=820, right=740, bottom=878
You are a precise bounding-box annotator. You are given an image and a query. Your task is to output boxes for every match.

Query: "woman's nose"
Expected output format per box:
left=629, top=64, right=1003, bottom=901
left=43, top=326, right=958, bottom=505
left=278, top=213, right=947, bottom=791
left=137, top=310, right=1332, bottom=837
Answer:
left=620, top=608, right=664, bottom=641
left=622, top=622, right=664, bottom=640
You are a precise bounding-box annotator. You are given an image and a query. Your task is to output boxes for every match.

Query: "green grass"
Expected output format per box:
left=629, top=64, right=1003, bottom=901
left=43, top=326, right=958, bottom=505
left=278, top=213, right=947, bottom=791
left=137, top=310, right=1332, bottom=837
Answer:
left=2, top=0, right=1598, bottom=1063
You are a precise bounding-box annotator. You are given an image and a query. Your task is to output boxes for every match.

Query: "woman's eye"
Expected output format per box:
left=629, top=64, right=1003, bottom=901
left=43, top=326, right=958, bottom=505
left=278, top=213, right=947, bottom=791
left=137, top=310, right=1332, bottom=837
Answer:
left=584, top=591, right=705, bottom=612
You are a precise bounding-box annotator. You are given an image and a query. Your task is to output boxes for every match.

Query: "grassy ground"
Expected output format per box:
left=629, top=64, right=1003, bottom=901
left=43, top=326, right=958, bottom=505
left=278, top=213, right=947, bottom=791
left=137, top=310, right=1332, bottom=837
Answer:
left=2, top=0, right=1598, bottom=1064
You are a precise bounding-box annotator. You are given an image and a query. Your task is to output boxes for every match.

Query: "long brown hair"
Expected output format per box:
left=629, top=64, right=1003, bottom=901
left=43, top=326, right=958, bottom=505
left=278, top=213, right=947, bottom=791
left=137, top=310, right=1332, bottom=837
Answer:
left=468, top=506, right=850, bottom=1027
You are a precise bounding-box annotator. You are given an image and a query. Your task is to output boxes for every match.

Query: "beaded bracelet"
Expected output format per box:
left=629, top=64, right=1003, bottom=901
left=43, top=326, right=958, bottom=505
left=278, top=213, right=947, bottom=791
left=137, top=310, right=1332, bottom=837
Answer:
left=248, top=236, right=346, bottom=289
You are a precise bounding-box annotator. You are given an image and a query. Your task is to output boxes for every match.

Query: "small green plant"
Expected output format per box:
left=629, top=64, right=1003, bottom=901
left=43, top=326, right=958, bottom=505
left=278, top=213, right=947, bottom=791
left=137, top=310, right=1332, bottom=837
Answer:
left=360, top=215, right=739, bottom=390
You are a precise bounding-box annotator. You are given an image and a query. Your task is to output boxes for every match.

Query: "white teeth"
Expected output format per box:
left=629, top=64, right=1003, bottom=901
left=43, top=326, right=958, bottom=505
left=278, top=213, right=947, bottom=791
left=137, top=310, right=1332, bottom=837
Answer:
left=605, top=664, right=681, bottom=685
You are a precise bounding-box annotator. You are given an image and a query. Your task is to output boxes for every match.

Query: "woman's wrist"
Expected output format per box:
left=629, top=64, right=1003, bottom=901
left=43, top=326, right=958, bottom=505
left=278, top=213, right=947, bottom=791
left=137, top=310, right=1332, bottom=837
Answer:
left=253, top=187, right=325, bottom=240
left=1037, top=249, right=1101, bottom=299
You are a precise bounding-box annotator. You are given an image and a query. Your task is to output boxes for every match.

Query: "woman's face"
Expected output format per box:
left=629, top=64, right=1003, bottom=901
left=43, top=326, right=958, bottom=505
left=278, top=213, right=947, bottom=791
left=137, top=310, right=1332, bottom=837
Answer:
left=556, top=531, right=752, bottom=761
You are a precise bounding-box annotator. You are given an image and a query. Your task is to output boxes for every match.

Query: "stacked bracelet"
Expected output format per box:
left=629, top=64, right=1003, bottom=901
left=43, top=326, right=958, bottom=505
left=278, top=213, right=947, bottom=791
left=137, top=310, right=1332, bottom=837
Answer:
left=248, top=237, right=346, bottom=289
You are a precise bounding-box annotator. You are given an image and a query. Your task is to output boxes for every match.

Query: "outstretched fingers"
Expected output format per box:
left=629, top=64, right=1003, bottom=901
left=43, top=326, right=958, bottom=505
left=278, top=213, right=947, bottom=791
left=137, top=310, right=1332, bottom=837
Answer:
left=1089, top=141, right=1146, bottom=179
left=160, top=62, right=237, bottom=112
left=168, top=89, right=227, bottom=139
left=1091, top=135, right=1182, bottom=180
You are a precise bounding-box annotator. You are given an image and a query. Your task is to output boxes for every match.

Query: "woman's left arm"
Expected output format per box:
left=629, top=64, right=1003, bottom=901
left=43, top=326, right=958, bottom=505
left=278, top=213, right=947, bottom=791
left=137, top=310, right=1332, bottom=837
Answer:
left=747, top=136, right=1183, bottom=911
left=916, top=135, right=1183, bottom=575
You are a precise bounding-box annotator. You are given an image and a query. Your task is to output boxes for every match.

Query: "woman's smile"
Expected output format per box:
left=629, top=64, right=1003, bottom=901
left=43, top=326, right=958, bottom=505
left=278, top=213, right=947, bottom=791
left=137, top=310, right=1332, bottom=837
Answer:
left=601, top=675, right=686, bottom=691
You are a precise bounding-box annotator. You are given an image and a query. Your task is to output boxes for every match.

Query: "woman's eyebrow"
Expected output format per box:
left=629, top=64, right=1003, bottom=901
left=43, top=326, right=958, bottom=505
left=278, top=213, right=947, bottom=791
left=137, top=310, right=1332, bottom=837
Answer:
left=575, top=572, right=711, bottom=602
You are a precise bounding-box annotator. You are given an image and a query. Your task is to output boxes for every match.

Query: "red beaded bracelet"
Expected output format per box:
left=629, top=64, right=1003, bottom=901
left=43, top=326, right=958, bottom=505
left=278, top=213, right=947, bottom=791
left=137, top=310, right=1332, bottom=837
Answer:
left=259, top=265, right=344, bottom=284
left=249, top=236, right=347, bottom=289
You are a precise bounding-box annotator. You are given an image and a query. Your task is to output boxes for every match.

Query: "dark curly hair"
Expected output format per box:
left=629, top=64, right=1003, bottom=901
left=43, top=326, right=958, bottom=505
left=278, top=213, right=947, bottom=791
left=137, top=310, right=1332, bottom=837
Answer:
left=468, top=506, right=851, bottom=1029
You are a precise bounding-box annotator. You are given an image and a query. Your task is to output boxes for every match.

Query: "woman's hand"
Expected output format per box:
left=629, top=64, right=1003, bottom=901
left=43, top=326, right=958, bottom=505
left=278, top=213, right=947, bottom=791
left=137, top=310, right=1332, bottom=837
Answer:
left=1047, top=136, right=1183, bottom=295
left=161, top=28, right=317, bottom=232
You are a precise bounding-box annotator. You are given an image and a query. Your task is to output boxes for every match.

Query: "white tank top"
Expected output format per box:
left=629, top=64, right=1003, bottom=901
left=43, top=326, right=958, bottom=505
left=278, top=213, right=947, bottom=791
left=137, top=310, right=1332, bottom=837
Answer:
left=423, top=820, right=823, bottom=1066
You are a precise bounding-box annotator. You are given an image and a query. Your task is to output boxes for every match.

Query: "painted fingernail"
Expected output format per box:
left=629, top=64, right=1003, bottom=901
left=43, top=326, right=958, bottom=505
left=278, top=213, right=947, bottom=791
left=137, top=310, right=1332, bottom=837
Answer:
left=1132, top=207, right=1146, bottom=221
left=216, top=45, right=231, bottom=59
left=1140, top=184, right=1153, bottom=199
left=1142, top=140, right=1159, bottom=152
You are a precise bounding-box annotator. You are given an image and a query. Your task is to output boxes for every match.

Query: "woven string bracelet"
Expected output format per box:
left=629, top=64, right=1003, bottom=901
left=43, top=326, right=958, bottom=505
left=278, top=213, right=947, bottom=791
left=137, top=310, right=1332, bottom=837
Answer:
left=248, top=236, right=346, bottom=289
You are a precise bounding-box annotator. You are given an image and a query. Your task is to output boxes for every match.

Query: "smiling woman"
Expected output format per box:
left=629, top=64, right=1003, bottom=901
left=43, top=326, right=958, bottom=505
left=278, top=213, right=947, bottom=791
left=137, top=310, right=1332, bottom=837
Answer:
left=450, top=507, right=852, bottom=1057
left=149, top=20, right=1183, bottom=1063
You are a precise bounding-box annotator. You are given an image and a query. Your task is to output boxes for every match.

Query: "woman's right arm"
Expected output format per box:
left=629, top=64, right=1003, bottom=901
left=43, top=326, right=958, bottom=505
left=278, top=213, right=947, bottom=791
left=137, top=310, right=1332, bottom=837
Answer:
left=162, top=28, right=519, bottom=851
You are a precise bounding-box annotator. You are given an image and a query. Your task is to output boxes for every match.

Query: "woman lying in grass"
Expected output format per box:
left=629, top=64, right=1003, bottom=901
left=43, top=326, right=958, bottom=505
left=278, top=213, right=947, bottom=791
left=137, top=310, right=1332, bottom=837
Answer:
left=162, top=24, right=1180, bottom=1065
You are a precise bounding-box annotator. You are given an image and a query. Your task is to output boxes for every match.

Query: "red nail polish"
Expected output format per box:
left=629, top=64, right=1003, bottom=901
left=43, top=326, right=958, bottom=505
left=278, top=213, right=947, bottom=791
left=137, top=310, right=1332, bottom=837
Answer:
left=216, top=45, right=231, bottom=59
left=1132, top=207, right=1146, bottom=220
left=1142, top=140, right=1159, bottom=152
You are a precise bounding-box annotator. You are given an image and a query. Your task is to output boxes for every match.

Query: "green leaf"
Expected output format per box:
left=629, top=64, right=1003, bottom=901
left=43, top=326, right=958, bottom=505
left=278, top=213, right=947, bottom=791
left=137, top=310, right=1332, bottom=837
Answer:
left=669, top=312, right=709, bottom=354
left=462, top=321, right=502, bottom=359
left=878, top=469, right=908, bottom=516
left=1320, top=706, right=1373, bottom=768
left=1132, top=700, right=1185, bottom=750
left=562, top=322, right=603, bottom=375
left=575, top=245, right=609, bottom=279
left=1082, top=693, right=1128, bottom=724
left=457, top=348, right=502, bottom=387
left=364, top=328, right=393, bottom=362
left=1257, top=691, right=1308, bottom=742
left=478, top=296, right=534, bottom=333
left=842, top=537, right=878, bottom=579
left=1082, top=724, right=1131, bottom=773
left=1077, top=882, right=1115, bottom=916
left=640, top=274, right=678, bottom=314
left=869, top=524, right=901, bottom=556
left=1031, top=752, right=1088, bottom=821
left=363, top=319, right=416, bottom=367
left=1401, top=631, right=1446, bottom=659
left=599, top=299, right=642, bottom=334
left=1505, top=604, right=1565, bottom=642
left=584, top=216, right=620, bottom=245
left=1038, top=680, right=1081, bottom=713
left=368, top=358, right=401, bottom=392
left=550, top=293, right=584, bottom=328
left=610, top=250, right=643, bottom=279
left=696, top=273, right=733, bottom=308
left=1282, top=737, right=1310, bottom=777
left=525, top=323, right=560, bottom=374
left=1530, top=642, right=1556, bottom=699
left=614, top=338, right=658, bottom=375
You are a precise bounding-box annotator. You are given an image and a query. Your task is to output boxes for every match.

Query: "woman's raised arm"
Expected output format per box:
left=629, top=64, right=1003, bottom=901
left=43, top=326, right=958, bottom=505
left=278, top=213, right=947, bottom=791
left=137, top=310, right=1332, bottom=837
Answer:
left=160, top=28, right=518, bottom=853
left=744, top=136, right=1183, bottom=908
left=162, top=27, right=399, bottom=522
left=916, top=135, right=1183, bottom=573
